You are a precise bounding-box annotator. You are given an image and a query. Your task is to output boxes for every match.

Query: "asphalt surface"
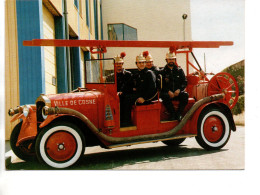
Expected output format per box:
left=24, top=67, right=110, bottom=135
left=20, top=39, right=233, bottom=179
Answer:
left=5, top=126, right=244, bottom=170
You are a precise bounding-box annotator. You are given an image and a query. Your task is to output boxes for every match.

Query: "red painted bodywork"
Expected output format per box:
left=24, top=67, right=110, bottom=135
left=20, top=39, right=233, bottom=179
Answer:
left=10, top=39, right=236, bottom=148
left=47, top=92, right=101, bottom=128
left=15, top=106, right=37, bottom=146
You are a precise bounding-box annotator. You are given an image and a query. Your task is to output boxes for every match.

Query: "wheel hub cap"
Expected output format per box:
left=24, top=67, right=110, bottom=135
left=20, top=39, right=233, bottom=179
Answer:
left=212, top=126, right=218, bottom=132
left=46, top=131, right=77, bottom=162
left=203, top=116, right=224, bottom=142
left=58, top=143, right=65, bottom=150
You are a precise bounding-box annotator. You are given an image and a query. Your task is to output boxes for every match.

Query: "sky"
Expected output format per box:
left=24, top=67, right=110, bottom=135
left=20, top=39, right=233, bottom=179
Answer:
left=190, top=0, right=245, bottom=73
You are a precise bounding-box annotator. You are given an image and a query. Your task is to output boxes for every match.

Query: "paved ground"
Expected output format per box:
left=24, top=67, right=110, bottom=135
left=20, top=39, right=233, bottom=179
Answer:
left=5, top=140, right=10, bottom=153
left=5, top=126, right=244, bottom=170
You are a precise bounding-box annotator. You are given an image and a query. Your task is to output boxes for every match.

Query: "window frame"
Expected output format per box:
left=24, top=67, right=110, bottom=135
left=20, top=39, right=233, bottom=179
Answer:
left=107, top=23, right=138, bottom=41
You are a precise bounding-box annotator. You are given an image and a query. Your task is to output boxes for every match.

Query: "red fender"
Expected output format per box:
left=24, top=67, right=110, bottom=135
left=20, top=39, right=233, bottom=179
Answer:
left=16, top=106, right=37, bottom=146
left=39, top=114, right=66, bottom=128
left=188, top=101, right=220, bottom=134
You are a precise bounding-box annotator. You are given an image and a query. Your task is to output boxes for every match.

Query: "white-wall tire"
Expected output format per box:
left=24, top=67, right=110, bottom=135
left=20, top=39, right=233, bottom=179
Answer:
left=35, top=122, right=85, bottom=169
left=195, top=108, right=231, bottom=150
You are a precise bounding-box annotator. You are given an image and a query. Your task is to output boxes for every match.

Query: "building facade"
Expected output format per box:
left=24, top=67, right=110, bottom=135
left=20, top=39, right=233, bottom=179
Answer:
left=102, top=0, right=192, bottom=69
left=5, top=0, right=103, bottom=139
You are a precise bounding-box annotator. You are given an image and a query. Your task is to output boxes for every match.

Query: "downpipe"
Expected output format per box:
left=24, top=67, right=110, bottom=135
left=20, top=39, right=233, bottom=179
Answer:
left=43, top=93, right=224, bottom=144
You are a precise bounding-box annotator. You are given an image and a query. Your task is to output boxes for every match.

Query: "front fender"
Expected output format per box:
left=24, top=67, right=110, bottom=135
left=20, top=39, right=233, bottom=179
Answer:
left=189, top=101, right=236, bottom=133
left=39, top=114, right=66, bottom=128
left=14, top=107, right=37, bottom=146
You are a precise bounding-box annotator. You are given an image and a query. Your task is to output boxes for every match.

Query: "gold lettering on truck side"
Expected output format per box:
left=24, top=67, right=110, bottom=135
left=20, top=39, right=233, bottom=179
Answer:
left=53, top=99, right=96, bottom=107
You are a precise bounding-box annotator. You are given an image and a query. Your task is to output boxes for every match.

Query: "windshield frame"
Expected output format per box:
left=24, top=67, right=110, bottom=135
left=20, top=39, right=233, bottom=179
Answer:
left=84, top=58, right=116, bottom=84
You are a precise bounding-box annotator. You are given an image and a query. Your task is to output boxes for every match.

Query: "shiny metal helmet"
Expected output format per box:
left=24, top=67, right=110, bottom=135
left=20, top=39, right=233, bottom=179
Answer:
left=143, top=51, right=153, bottom=62
left=114, top=52, right=126, bottom=63
left=136, top=53, right=146, bottom=62
left=166, top=52, right=176, bottom=59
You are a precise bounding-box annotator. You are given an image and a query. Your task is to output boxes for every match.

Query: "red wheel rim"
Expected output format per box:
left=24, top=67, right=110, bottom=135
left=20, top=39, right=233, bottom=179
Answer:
left=208, top=72, right=239, bottom=109
left=203, top=116, right=224, bottom=142
left=45, top=131, right=77, bottom=162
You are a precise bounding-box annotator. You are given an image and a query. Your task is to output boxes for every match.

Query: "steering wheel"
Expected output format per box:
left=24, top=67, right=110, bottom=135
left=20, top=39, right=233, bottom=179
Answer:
left=207, top=72, right=239, bottom=109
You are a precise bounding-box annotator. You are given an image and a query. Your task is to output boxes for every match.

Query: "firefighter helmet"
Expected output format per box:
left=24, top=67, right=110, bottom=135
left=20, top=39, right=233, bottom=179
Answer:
left=136, top=53, right=146, bottom=62
left=166, top=52, right=176, bottom=59
left=114, top=52, right=126, bottom=63
left=143, top=51, right=153, bottom=62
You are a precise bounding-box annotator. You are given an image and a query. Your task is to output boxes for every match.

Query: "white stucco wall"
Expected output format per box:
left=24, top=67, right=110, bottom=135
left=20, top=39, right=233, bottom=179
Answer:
left=102, top=0, right=192, bottom=71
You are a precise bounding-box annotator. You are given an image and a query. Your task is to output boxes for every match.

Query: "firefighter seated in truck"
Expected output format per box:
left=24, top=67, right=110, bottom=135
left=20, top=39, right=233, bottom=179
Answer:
left=143, top=50, right=163, bottom=91
left=120, top=52, right=157, bottom=127
left=143, top=50, right=160, bottom=76
left=106, top=52, right=132, bottom=122
left=160, top=51, right=189, bottom=121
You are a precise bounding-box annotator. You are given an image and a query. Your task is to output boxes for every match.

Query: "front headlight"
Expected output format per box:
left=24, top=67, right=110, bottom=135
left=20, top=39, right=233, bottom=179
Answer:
left=42, top=107, right=48, bottom=120
left=23, top=105, right=30, bottom=117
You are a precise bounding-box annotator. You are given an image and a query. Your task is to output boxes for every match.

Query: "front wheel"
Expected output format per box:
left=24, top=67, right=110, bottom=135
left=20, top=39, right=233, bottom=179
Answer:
left=35, top=122, right=85, bottom=169
left=195, top=108, right=231, bottom=150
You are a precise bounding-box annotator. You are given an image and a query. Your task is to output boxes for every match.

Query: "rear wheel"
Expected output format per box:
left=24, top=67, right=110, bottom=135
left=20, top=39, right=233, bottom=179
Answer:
left=162, top=138, right=186, bottom=147
left=10, top=121, right=36, bottom=161
left=35, top=122, right=85, bottom=169
left=195, top=108, right=231, bottom=150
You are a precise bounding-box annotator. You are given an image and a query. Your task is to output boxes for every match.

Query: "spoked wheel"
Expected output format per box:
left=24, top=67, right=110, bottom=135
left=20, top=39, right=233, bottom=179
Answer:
left=35, top=122, right=85, bottom=169
left=162, top=138, right=186, bottom=147
left=195, top=108, right=231, bottom=150
left=207, top=72, right=239, bottom=109
left=10, top=122, right=36, bottom=161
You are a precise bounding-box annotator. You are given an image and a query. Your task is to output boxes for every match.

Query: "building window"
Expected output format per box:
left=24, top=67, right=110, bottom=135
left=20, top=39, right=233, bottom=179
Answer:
left=86, top=0, right=90, bottom=27
left=74, top=0, right=79, bottom=9
left=94, top=0, right=98, bottom=40
left=100, top=3, right=103, bottom=40
left=108, top=23, right=137, bottom=40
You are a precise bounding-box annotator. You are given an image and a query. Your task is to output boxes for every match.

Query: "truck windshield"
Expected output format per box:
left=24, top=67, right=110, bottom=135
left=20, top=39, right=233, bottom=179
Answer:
left=85, top=58, right=115, bottom=84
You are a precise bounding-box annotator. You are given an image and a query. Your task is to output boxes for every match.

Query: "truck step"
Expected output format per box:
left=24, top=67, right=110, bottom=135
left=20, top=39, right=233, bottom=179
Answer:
left=108, top=134, right=197, bottom=148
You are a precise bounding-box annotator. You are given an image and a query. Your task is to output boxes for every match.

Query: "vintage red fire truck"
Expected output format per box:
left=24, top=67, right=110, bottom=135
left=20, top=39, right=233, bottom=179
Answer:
left=8, top=39, right=238, bottom=169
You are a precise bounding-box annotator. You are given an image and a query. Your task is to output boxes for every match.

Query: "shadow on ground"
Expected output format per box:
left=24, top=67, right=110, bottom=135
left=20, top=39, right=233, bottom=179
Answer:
left=6, top=145, right=226, bottom=170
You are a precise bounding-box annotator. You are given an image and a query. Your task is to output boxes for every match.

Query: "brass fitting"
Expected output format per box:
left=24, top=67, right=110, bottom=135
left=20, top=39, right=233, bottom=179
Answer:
left=8, top=106, right=23, bottom=116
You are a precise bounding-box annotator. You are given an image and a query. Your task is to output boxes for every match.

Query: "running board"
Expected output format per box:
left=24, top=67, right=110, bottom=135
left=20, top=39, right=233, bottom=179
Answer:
left=120, top=126, right=137, bottom=131
left=108, top=134, right=197, bottom=149
left=160, top=120, right=178, bottom=123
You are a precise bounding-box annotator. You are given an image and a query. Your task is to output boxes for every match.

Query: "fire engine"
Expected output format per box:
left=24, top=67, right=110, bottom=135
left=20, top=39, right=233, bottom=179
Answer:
left=8, top=39, right=238, bottom=169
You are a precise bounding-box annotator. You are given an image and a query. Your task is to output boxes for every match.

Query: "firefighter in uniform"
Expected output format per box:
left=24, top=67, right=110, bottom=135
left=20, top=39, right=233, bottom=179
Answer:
left=106, top=52, right=132, bottom=95
left=114, top=52, right=132, bottom=95
left=160, top=51, right=188, bottom=121
left=143, top=51, right=160, bottom=76
left=106, top=52, right=132, bottom=124
left=121, top=53, right=157, bottom=126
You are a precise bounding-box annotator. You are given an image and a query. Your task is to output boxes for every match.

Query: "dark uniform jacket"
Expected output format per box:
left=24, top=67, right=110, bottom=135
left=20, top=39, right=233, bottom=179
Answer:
left=106, top=69, right=132, bottom=94
left=131, top=68, right=157, bottom=100
left=148, top=66, right=160, bottom=76
left=117, top=69, right=132, bottom=94
left=160, top=64, right=187, bottom=93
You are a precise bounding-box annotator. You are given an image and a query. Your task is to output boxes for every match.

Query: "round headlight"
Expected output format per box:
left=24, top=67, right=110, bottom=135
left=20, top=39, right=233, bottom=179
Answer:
left=23, top=105, right=30, bottom=117
left=42, top=107, right=48, bottom=120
